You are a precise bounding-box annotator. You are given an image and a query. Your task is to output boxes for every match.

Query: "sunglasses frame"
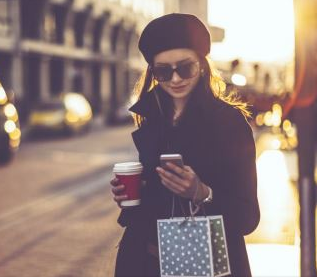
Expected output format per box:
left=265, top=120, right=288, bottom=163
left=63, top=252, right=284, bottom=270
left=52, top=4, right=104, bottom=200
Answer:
left=151, top=60, right=200, bottom=82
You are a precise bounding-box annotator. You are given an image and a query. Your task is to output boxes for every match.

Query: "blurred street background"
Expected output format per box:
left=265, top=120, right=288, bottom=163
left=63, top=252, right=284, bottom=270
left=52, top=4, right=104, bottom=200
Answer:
left=0, top=0, right=316, bottom=276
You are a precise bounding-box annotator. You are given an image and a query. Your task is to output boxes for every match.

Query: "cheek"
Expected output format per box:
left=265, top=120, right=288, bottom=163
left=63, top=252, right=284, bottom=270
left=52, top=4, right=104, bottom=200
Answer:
left=190, top=75, right=200, bottom=88
left=159, top=82, right=169, bottom=92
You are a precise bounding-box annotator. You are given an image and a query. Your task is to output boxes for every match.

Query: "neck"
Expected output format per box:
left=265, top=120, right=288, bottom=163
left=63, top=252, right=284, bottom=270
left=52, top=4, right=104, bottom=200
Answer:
left=173, top=97, right=188, bottom=114
left=172, top=97, right=189, bottom=124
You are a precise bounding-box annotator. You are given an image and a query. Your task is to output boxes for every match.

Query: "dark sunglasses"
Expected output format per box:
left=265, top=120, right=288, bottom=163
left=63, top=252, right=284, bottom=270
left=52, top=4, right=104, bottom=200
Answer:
left=151, top=61, right=200, bottom=82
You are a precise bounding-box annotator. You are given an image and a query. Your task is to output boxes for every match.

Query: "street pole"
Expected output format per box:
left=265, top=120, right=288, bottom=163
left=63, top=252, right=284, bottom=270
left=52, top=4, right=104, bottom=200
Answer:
left=293, top=0, right=317, bottom=276
left=299, top=177, right=316, bottom=276
left=295, top=106, right=316, bottom=276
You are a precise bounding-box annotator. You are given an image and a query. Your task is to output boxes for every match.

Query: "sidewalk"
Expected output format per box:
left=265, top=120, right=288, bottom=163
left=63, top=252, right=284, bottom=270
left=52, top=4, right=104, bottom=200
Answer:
left=246, top=128, right=301, bottom=276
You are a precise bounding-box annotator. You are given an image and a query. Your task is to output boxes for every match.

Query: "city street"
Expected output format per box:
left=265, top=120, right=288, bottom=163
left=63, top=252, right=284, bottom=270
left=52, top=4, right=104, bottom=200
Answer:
left=1, top=0, right=315, bottom=276
left=0, top=122, right=303, bottom=276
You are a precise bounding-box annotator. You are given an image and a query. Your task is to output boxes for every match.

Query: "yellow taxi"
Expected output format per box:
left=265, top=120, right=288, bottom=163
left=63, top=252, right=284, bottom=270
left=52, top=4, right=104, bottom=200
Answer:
left=28, top=92, right=93, bottom=135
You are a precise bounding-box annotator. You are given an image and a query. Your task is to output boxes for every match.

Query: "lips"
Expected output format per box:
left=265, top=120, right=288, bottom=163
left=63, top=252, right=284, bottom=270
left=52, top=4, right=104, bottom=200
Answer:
left=170, top=85, right=187, bottom=92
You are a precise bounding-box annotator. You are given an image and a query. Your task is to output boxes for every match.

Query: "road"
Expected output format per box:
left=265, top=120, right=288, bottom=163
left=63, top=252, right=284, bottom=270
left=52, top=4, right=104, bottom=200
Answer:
left=0, top=124, right=137, bottom=277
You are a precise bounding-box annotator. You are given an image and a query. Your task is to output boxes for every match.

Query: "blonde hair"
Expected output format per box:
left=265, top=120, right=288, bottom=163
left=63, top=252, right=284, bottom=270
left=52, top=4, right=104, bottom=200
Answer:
left=207, top=57, right=251, bottom=118
left=131, top=56, right=251, bottom=126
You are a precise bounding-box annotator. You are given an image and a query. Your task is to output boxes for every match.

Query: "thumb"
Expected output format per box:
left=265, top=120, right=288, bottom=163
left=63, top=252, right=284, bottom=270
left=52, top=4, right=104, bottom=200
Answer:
left=184, top=165, right=194, bottom=173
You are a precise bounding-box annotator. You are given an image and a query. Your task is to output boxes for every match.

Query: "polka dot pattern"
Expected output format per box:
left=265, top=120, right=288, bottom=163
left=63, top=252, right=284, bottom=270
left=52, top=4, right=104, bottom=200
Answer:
left=157, top=216, right=231, bottom=277
left=158, top=218, right=213, bottom=276
left=209, top=216, right=231, bottom=276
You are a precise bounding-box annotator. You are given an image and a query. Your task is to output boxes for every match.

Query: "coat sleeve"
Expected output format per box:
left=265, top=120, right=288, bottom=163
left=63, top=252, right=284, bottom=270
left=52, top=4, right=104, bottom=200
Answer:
left=203, top=108, right=260, bottom=236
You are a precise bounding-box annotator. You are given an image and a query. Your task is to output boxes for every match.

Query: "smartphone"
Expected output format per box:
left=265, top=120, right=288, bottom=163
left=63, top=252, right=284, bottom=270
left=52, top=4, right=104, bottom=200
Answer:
left=160, top=154, right=184, bottom=170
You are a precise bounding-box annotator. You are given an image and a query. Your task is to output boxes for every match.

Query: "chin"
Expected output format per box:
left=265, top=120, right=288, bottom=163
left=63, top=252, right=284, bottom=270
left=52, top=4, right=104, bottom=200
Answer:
left=173, top=93, right=190, bottom=98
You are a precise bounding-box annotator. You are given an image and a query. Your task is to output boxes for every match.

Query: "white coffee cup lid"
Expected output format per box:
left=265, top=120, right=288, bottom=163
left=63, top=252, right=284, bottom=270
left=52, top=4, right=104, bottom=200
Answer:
left=113, top=162, right=143, bottom=173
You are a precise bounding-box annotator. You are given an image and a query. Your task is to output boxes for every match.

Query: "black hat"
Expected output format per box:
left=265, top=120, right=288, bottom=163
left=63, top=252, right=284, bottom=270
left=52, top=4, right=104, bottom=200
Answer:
left=138, top=13, right=211, bottom=64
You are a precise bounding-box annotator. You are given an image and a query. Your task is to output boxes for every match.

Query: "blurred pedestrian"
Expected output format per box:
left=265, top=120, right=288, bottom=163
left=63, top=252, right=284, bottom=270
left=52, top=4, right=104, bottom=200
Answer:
left=110, top=13, right=260, bottom=277
left=263, top=71, right=271, bottom=94
left=230, top=58, right=240, bottom=74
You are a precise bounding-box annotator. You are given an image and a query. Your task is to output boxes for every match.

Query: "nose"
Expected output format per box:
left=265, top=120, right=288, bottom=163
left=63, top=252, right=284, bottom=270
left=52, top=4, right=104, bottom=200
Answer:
left=170, top=70, right=182, bottom=83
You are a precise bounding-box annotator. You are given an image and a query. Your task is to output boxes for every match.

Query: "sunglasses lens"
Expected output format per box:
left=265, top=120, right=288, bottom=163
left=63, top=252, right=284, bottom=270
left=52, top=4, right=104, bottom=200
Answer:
left=176, top=62, right=199, bottom=79
left=152, top=66, right=173, bottom=82
left=152, top=61, right=199, bottom=82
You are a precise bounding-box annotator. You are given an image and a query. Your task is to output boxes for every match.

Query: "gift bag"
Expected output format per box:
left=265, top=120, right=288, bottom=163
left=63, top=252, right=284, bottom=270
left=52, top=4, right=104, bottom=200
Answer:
left=208, top=216, right=231, bottom=276
left=157, top=215, right=230, bottom=277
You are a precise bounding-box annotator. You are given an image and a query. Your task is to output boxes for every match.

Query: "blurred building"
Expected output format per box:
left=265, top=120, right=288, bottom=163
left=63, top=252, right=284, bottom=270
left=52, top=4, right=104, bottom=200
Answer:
left=0, top=0, right=223, bottom=125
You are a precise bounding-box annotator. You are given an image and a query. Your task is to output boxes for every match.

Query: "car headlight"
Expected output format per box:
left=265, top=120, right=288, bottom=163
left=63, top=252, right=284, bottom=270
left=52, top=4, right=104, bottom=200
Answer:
left=0, top=86, right=7, bottom=105
left=65, top=111, right=79, bottom=123
left=4, top=103, right=18, bottom=122
left=4, top=120, right=16, bottom=133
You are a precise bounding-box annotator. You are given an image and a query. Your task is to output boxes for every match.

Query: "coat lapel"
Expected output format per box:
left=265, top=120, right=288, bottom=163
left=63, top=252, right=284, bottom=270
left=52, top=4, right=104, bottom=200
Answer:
left=129, top=92, right=163, bottom=164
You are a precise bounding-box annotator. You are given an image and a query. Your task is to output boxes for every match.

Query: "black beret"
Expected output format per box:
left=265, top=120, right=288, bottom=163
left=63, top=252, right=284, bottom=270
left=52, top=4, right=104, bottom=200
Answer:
left=138, top=13, right=211, bottom=64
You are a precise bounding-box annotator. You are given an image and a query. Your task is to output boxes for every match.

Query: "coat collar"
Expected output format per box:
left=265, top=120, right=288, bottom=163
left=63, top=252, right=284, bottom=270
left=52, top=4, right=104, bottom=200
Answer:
left=129, top=89, right=161, bottom=120
left=128, top=81, right=222, bottom=125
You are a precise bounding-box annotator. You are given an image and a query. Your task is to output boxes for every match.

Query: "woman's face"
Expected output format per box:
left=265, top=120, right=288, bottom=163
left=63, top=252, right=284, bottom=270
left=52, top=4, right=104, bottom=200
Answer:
left=152, top=49, right=201, bottom=102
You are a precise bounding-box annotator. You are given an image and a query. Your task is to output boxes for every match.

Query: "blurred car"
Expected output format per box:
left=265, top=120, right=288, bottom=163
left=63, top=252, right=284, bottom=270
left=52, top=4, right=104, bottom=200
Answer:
left=0, top=83, right=21, bottom=164
left=28, top=92, right=93, bottom=135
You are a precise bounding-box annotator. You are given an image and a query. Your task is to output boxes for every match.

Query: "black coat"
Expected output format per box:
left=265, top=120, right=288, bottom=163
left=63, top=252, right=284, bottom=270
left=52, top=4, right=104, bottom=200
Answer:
left=115, top=84, right=260, bottom=277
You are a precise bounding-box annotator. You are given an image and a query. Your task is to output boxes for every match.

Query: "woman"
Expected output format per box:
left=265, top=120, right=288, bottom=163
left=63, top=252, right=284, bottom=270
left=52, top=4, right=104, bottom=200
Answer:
left=111, top=13, right=260, bottom=277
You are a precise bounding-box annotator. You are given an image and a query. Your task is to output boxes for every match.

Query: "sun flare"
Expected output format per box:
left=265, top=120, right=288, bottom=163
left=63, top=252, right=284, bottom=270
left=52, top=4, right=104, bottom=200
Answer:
left=208, top=0, right=295, bottom=63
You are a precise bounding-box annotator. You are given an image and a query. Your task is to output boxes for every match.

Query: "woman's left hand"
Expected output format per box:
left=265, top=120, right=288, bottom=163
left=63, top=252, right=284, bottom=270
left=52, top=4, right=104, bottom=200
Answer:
left=156, top=162, right=202, bottom=199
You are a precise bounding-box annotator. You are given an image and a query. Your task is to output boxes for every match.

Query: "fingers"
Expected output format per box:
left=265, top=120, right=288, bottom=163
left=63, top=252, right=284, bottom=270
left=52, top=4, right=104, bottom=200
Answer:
left=159, top=171, right=184, bottom=193
left=183, top=165, right=194, bottom=173
left=158, top=163, right=187, bottom=180
left=114, top=194, right=128, bottom=203
left=156, top=166, right=184, bottom=184
left=161, top=181, right=181, bottom=195
left=110, top=178, right=126, bottom=194
left=158, top=163, right=192, bottom=181
left=156, top=163, right=200, bottom=199
left=112, top=186, right=128, bottom=207
left=165, top=162, right=189, bottom=178
left=111, top=184, right=125, bottom=195
left=156, top=166, right=190, bottom=196
left=110, top=177, right=128, bottom=207
left=110, top=178, right=120, bottom=187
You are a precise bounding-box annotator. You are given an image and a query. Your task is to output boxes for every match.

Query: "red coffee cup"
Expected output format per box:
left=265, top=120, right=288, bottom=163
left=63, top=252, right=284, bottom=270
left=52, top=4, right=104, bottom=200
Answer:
left=113, top=162, right=143, bottom=207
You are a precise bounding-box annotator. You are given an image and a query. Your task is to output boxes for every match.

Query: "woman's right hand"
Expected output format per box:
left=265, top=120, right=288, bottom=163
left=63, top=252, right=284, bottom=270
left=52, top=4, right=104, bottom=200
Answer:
left=110, top=178, right=128, bottom=208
